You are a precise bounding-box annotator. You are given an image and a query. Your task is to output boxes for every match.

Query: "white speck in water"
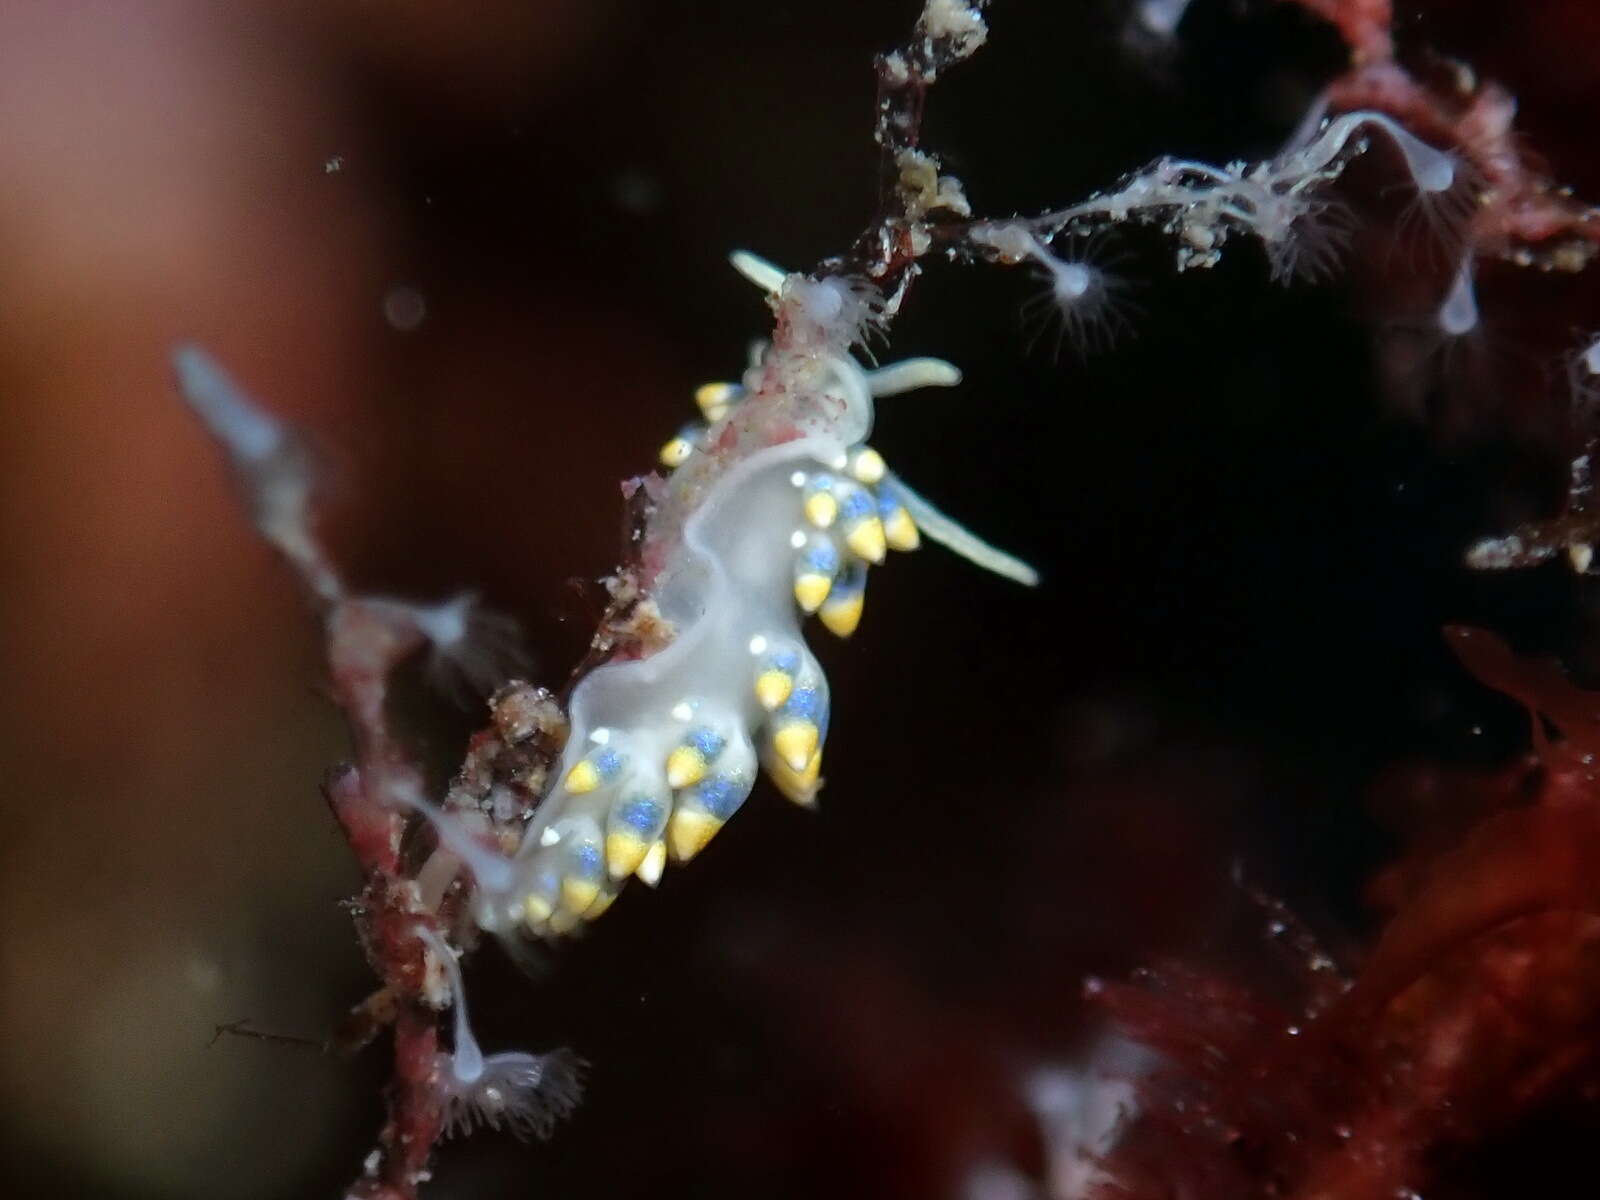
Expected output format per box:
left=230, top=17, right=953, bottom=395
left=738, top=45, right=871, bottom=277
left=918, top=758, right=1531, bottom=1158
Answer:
left=610, top=169, right=662, bottom=215
left=324, top=154, right=345, bottom=174
left=184, top=955, right=221, bottom=993
left=383, top=286, right=426, bottom=332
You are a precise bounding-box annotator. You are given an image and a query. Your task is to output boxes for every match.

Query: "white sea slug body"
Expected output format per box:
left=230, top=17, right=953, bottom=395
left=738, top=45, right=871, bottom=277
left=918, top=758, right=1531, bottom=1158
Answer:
left=474, top=255, right=1037, bottom=939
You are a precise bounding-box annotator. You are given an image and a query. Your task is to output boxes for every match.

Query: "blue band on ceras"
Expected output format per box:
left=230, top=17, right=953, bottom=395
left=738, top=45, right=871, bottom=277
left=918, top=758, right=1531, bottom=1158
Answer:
left=874, top=479, right=920, bottom=551
left=818, top=559, right=867, bottom=638
left=665, top=726, right=728, bottom=789
left=606, top=792, right=670, bottom=883
left=834, top=480, right=886, bottom=564
left=667, top=770, right=756, bottom=862
left=564, top=742, right=625, bottom=794
left=792, top=532, right=841, bottom=613
left=764, top=682, right=827, bottom=805
left=517, top=862, right=566, bottom=929
left=787, top=455, right=915, bottom=637
left=555, top=833, right=607, bottom=927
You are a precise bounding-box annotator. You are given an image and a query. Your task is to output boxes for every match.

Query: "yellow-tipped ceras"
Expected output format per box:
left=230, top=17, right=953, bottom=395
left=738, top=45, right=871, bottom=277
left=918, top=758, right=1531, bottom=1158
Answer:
left=848, top=446, right=886, bottom=485
left=564, top=742, right=625, bottom=794
left=835, top=481, right=887, bottom=564
left=768, top=679, right=827, bottom=777
left=605, top=792, right=670, bottom=880
left=792, top=531, right=840, bottom=614
left=753, top=645, right=802, bottom=712
left=658, top=423, right=702, bottom=470
left=802, top=473, right=840, bottom=529
left=695, top=381, right=742, bottom=422
left=667, top=772, right=754, bottom=862
left=818, top=560, right=867, bottom=638
left=664, top=727, right=727, bottom=789
left=876, top=481, right=920, bottom=551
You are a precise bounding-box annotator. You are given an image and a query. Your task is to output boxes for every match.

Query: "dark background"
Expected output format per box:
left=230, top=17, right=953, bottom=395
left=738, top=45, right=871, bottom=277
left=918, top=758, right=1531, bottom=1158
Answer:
left=2, top=0, right=1597, bottom=1195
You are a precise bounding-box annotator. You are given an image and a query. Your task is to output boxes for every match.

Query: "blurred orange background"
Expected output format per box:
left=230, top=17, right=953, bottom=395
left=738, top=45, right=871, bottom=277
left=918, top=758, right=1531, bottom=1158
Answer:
left=5, top=1, right=1600, bottom=1197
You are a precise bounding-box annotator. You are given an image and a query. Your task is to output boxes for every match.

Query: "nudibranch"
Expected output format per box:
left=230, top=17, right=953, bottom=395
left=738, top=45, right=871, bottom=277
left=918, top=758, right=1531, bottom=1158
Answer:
left=430, top=252, right=1037, bottom=940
